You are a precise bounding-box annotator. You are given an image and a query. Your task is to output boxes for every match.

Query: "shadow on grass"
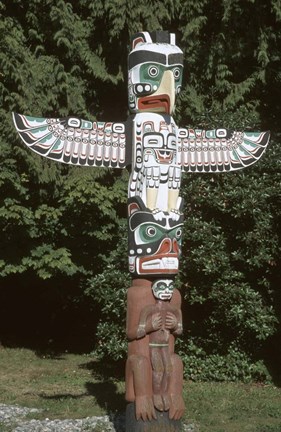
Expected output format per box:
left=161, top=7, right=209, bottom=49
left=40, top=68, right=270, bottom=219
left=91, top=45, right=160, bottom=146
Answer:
left=85, top=381, right=126, bottom=432
left=39, top=381, right=126, bottom=412
left=81, top=359, right=127, bottom=429
left=39, top=380, right=126, bottom=431
left=39, top=392, right=88, bottom=400
left=79, top=359, right=125, bottom=381
left=85, top=381, right=126, bottom=412
left=79, top=359, right=127, bottom=412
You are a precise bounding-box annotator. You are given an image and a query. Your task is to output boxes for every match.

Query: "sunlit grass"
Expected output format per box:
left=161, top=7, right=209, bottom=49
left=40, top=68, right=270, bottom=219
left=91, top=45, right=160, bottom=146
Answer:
left=0, top=347, right=125, bottom=419
left=0, top=347, right=281, bottom=431
left=183, top=381, right=281, bottom=432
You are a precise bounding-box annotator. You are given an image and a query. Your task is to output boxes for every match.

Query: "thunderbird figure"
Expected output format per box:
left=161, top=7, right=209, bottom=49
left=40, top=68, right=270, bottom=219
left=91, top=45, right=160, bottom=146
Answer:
left=13, top=30, right=269, bottom=277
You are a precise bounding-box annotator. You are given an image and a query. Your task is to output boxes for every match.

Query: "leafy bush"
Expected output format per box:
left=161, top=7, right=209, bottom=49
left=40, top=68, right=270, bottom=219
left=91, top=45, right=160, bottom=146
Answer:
left=178, top=339, right=271, bottom=383
left=0, top=0, right=281, bottom=381
left=85, top=250, right=129, bottom=360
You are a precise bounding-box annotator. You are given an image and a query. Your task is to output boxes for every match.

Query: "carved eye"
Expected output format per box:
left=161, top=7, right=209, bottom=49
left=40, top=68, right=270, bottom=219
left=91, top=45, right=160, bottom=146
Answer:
left=169, top=226, right=182, bottom=240
left=175, top=228, right=182, bottom=238
left=137, top=224, right=164, bottom=244
left=148, top=66, right=159, bottom=77
left=146, top=226, right=157, bottom=237
left=173, top=67, right=181, bottom=80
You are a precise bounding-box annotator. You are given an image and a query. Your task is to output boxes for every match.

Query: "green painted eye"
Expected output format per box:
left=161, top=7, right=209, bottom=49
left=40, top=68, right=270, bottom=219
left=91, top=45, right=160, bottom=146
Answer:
left=138, top=223, right=165, bottom=243
left=139, top=63, right=164, bottom=86
left=168, top=226, right=183, bottom=241
left=148, top=65, right=160, bottom=77
left=175, top=227, right=182, bottom=238
left=146, top=226, right=157, bottom=237
left=173, top=67, right=181, bottom=80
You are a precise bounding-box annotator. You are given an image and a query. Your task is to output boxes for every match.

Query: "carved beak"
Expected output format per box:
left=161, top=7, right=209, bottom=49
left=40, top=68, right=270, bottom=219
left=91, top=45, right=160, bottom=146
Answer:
left=138, top=70, right=176, bottom=114
left=154, top=70, right=175, bottom=114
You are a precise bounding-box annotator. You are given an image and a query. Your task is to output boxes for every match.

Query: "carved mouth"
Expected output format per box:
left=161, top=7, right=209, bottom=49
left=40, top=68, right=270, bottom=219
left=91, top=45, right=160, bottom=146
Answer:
left=138, top=94, right=170, bottom=113
left=155, top=149, right=174, bottom=164
left=159, top=293, right=172, bottom=300
left=138, top=255, right=179, bottom=274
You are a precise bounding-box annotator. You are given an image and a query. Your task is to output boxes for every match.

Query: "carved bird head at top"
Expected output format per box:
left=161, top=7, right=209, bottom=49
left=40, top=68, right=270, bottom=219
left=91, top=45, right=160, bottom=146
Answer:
left=128, top=31, right=184, bottom=115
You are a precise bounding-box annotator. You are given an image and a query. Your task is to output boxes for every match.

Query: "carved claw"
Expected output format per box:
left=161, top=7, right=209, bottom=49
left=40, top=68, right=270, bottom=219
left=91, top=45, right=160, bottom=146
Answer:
left=169, top=208, right=181, bottom=221
left=135, top=395, right=157, bottom=421
left=153, top=394, right=164, bottom=411
left=162, top=393, right=172, bottom=411
left=152, top=208, right=165, bottom=221
left=169, top=394, right=185, bottom=420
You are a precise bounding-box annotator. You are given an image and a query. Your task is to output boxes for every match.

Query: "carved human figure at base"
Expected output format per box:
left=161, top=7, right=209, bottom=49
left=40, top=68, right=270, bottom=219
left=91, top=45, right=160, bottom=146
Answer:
left=125, top=278, right=185, bottom=421
left=138, top=280, right=183, bottom=412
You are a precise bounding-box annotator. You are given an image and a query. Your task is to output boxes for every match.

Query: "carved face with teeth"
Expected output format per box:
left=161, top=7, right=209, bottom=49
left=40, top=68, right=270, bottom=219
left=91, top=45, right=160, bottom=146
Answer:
left=128, top=196, right=184, bottom=276
left=152, top=279, right=175, bottom=300
left=142, top=120, right=177, bottom=166
left=128, top=31, right=183, bottom=114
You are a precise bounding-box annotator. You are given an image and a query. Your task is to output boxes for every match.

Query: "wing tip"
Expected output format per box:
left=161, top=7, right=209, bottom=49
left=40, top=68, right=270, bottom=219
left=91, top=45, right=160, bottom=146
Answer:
left=12, top=112, right=20, bottom=128
left=264, top=130, right=271, bottom=146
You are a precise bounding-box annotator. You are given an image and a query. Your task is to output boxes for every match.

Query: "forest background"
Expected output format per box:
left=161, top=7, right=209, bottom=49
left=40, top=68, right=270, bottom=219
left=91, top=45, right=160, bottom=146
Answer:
left=0, top=0, right=280, bottom=383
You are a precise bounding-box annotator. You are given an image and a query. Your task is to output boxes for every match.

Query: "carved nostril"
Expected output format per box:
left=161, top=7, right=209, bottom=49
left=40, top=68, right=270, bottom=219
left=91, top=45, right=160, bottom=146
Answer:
left=172, top=239, right=179, bottom=253
left=134, top=83, right=152, bottom=95
left=136, top=84, right=144, bottom=94
left=158, top=238, right=172, bottom=253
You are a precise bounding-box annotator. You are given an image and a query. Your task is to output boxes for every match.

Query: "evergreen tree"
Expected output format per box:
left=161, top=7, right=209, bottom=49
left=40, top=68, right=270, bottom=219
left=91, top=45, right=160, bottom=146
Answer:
left=0, top=0, right=280, bottom=380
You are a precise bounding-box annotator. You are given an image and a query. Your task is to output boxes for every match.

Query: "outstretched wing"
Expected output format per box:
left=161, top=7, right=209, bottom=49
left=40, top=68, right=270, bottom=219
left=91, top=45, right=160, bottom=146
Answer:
left=12, top=113, right=130, bottom=168
left=178, top=128, right=270, bottom=173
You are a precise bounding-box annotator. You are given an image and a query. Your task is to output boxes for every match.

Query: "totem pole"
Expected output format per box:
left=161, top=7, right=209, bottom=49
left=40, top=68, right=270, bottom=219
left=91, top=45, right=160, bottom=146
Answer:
left=12, top=31, right=269, bottom=431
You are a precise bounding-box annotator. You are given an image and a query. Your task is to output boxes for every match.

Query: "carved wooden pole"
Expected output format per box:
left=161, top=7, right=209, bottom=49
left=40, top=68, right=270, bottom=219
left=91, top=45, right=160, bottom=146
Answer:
left=12, top=30, right=270, bottom=432
left=125, top=32, right=186, bottom=431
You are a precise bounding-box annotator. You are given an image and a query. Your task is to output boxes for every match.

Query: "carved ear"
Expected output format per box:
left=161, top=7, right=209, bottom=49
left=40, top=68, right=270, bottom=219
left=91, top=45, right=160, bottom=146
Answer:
left=128, top=201, right=141, bottom=216
left=131, top=32, right=152, bottom=49
left=150, top=31, right=176, bottom=45
left=128, top=196, right=148, bottom=215
left=131, top=31, right=177, bottom=50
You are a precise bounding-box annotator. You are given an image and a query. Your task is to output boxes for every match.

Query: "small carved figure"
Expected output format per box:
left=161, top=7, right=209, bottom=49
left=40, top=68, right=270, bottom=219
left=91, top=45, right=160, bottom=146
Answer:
left=138, top=280, right=183, bottom=411
left=126, top=279, right=185, bottom=421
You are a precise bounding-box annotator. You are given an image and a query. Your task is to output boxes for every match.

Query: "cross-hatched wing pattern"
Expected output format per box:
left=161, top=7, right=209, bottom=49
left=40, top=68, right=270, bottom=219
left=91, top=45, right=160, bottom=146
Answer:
left=178, top=128, right=270, bottom=173
left=12, top=113, right=128, bottom=168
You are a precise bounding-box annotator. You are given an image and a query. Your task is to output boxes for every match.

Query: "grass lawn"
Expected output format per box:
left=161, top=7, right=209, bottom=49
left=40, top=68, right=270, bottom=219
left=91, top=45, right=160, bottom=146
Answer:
left=0, top=347, right=281, bottom=432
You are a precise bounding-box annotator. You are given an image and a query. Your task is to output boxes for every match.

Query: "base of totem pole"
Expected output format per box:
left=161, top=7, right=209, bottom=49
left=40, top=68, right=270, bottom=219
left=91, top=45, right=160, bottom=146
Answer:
left=125, top=403, right=183, bottom=432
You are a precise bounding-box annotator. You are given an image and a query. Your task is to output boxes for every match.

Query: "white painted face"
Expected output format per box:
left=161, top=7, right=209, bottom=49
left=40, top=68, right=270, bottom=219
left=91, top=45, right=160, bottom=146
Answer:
left=152, top=279, right=174, bottom=300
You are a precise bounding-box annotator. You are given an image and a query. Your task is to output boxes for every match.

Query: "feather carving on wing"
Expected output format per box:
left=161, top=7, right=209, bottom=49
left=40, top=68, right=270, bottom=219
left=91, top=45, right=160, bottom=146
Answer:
left=178, top=128, right=270, bottom=173
left=12, top=113, right=129, bottom=168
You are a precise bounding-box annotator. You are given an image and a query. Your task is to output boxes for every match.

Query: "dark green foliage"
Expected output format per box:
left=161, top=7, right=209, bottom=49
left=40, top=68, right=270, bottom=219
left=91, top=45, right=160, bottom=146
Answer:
left=85, top=265, right=129, bottom=360
left=0, top=0, right=280, bottom=381
left=178, top=339, right=271, bottom=382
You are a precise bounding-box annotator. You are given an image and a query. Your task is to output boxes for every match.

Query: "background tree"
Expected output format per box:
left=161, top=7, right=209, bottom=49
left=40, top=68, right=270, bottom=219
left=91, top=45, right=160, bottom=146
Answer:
left=0, top=0, right=280, bottom=382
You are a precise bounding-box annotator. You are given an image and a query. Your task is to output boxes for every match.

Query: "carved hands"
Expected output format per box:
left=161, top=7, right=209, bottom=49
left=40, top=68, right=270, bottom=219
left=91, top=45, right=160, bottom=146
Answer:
left=137, top=311, right=182, bottom=338
left=151, top=312, right=163, bottom=331
left=137, top=312, right=162, bottom=338
left=165, top=311, right=183, bottom=335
